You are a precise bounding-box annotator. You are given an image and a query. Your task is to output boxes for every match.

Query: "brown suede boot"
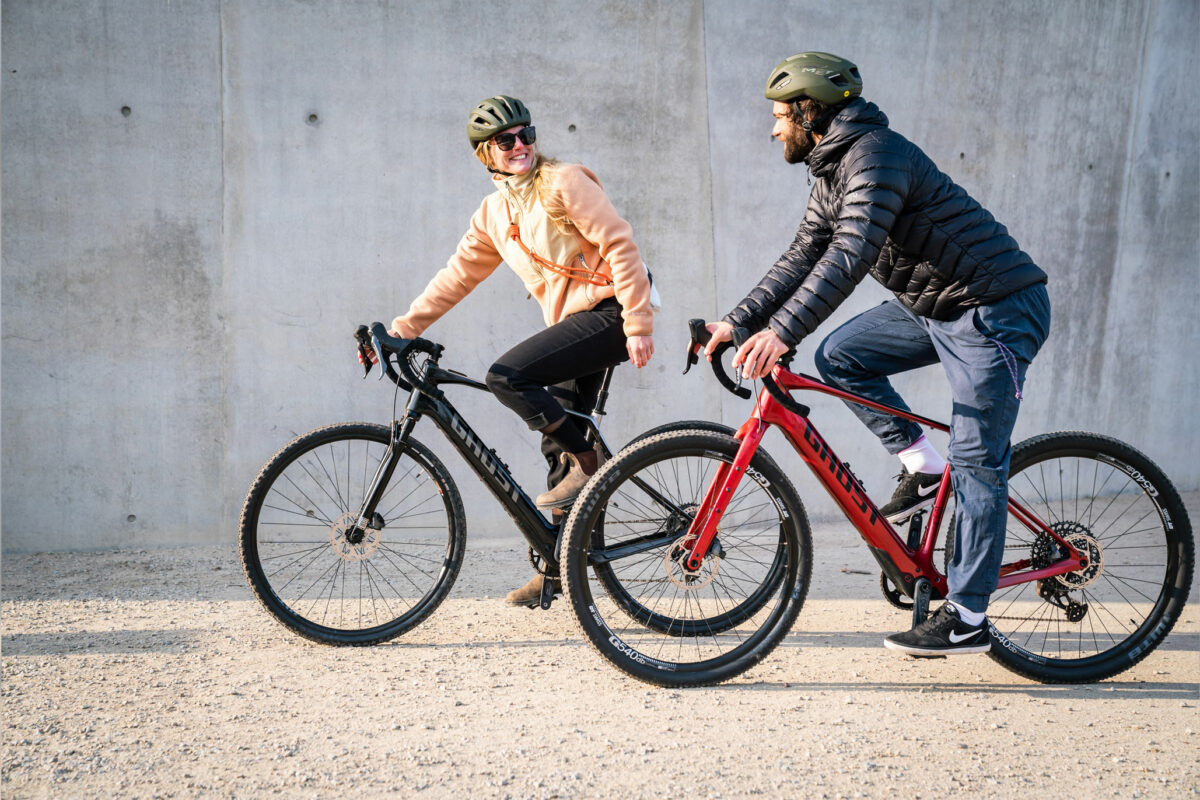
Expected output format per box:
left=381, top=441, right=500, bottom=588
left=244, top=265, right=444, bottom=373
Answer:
left=504, top=574, right=561, bottom=608
left=534, top=450, right=606, bottom=511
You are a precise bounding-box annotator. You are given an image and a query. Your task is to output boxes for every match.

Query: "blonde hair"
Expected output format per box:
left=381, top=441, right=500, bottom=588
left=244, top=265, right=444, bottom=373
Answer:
left=474, top=140, right=575, bottom=235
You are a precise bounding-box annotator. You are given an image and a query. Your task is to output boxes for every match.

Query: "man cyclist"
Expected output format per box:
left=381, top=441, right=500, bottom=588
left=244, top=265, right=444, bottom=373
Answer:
left=705, top=52, right=1051, bottom=656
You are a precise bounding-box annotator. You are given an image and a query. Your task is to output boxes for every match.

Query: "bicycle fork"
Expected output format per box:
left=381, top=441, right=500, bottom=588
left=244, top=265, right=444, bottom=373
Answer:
left=349, top=416, right=418, bottom=540
left=681, top=420, right=769, bottom=571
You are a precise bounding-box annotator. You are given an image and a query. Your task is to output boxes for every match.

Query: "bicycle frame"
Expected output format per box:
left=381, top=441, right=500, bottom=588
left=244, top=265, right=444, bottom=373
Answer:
left=682, top=366, right=1087, bottom=599
left=353, top=356, right=615, bottom=571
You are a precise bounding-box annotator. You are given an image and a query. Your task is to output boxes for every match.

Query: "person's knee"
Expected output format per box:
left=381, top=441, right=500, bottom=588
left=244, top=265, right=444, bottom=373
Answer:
left=814, top=334, right=845, bottom=382
left=485, top=363, right=516, bottom=396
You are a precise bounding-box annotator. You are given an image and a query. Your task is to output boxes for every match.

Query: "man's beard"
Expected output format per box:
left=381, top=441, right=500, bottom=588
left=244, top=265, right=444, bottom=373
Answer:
left=782, top=127, right=815, bottom=164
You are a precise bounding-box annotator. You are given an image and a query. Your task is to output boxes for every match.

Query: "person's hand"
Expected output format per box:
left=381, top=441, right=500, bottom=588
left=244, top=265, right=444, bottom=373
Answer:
left=357, top=328, right=407, bottom=366
left=702, top=321, right=734, bottom=361
left=732, top=329, right=790, bottom=380
left=627, top=335, right=654, bottom=368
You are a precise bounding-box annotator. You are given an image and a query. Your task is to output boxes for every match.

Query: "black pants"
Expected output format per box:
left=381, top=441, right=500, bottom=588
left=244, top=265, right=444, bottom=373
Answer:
left=485, top=298, right=628, bottom=490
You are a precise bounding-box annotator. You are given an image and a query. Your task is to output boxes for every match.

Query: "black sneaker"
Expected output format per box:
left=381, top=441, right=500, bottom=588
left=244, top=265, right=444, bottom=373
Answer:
left=884, top=603, right=990, bottom=656
left=879, top=468, right=942, bottom=523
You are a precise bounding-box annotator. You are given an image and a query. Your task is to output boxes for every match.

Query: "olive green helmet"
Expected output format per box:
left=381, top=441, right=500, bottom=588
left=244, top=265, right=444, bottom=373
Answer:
left=764, top=52, right=862, bottom=105
left=467, top=95, right=531, bottom=148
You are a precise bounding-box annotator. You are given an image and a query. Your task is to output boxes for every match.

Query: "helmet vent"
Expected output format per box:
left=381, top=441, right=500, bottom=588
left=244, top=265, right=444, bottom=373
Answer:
left=829, top=74, right=848, bottom=87
left=769, top=72, right=792, bottom=89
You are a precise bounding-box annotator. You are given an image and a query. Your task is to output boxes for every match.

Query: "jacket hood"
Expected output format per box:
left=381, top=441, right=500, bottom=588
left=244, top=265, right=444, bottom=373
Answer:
left=807, top=97, right=889, bottom=177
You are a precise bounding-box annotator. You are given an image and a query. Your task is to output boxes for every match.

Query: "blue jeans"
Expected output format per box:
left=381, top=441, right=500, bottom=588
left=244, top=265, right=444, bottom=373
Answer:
left=814, top=284, right=1051, bottom=613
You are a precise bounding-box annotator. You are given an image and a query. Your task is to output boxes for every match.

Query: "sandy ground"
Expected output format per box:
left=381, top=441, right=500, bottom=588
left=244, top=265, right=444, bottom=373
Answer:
left=4, top=503, right=1199, bottom=799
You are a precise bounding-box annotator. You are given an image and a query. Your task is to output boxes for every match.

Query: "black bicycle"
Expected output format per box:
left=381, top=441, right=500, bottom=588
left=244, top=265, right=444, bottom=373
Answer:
left=239, top=323, right=740, bottom=645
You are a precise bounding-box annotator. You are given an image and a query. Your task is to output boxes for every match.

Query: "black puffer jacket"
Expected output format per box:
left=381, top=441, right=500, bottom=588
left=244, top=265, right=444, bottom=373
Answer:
left=725, top=98, right=1047, bottom=346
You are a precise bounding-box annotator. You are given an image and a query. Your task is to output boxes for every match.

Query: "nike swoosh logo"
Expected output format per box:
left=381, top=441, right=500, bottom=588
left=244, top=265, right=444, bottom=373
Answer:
left=949, top=630, right=979, bottom=643
left=917, top=483, right=939, bottom=497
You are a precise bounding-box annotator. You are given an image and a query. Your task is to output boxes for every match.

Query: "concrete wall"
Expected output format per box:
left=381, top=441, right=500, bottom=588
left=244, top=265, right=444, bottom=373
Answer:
left=3, top=0, right=1197, bottom=552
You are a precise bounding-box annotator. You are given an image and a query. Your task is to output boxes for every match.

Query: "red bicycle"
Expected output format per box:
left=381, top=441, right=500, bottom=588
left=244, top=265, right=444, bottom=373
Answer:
left=559, top=320, right=1194, bottom=687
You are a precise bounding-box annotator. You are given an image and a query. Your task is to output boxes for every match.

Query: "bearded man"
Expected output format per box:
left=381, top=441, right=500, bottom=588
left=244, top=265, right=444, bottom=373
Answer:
left=706, top=52, right=1051, bottom=656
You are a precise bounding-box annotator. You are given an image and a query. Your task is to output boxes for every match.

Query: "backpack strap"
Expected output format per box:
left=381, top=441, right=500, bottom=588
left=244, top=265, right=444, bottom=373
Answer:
left=504, top=198, right=613, bottom=287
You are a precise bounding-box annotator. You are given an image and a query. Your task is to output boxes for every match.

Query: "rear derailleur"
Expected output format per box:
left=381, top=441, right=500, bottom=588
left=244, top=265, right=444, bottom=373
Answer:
left=1036, top=580, right=1088, bottom=622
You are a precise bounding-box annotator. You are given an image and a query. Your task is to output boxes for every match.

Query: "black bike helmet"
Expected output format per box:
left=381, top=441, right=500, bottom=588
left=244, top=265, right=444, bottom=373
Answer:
left=467, top=95, right=532, bottom=148
left=764, top=52, right=862, bottom=106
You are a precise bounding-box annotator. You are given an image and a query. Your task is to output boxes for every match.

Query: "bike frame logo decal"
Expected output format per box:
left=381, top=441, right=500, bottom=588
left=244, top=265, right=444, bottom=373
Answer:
left=449, top=412, right=521, bottom=503
left=801, top=421, right=880, bottom=527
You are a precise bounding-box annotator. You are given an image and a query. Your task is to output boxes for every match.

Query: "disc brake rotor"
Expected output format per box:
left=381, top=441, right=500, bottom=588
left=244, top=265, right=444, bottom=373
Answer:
left=1055, top=531, right=1104, bottom=590
left=329, top=512, right=382, bottom=561
left=664, top=535, right=721, bottom=590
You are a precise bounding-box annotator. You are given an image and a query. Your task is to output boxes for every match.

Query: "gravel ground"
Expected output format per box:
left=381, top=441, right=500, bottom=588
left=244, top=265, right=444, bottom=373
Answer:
left=4, top=501, right=1198, bottom=799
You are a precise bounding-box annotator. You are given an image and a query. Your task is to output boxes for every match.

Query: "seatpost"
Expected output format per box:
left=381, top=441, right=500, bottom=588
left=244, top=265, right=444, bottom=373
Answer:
left=590, top=366, right=616, bottom=418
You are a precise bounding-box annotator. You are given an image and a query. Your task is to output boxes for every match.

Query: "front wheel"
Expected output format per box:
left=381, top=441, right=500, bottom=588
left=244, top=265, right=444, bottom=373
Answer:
left=239, top=423, right=466, bottom=645
left=561, top=429, right=812, bottom=687
left=987, top=432, right=1193, bottom=682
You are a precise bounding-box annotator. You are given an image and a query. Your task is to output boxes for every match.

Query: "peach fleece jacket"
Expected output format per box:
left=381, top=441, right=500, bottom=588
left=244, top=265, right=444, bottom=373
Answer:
left=391, top=163, right=654, bottom=339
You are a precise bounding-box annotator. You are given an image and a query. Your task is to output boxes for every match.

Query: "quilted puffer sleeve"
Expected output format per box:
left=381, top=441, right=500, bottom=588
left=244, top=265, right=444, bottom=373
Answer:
left=767, top=141, right=910, bottom=346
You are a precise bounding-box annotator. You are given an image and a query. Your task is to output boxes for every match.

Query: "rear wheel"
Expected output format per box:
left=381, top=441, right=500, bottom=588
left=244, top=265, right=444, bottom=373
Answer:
left=987, top=432, right=1193, bottom=682
left=562, top=429, right=811, bottom=687
left=240, top=423, right=465, bottom=645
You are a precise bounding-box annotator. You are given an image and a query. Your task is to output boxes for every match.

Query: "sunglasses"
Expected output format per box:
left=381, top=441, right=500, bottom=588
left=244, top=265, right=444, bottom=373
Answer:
left=491, top=126, right=536, bottom=151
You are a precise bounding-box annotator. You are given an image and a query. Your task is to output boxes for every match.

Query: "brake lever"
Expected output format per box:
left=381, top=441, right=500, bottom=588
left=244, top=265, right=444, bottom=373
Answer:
left=730, top=326, right=751, bottom=394
left=358, top=343, right=373, bottom=378
left=683, top=318, right=709, bottom=375
left=353, top=325, right=374, bottom=379
left=369, top=332, right=387, bottom=381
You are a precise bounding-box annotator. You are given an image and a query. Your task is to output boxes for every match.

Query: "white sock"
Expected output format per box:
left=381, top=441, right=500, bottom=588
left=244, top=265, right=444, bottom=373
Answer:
left=948, top=601, right=986, bottom=626
left=898, top=435, right=946, bottom=475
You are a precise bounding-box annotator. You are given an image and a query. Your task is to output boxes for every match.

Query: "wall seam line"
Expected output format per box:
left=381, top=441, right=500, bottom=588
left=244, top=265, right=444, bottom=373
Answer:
left=699, top=0, right=724, bottom=423
left=217, top=0, right=229, bottom=524
left=1096, top=0, right=1154, bottom=412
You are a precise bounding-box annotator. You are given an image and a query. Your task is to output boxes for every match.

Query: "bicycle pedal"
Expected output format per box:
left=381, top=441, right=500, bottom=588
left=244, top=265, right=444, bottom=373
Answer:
left=911, top=577, right=932, bottom=627
left=539, top=579, right=556, bottom=610
left=906, top=511, right=924, bottom=550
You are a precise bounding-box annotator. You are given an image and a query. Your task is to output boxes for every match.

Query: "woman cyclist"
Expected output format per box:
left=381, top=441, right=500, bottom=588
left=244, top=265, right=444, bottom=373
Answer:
left=374, top=95, right=656, bottom=608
